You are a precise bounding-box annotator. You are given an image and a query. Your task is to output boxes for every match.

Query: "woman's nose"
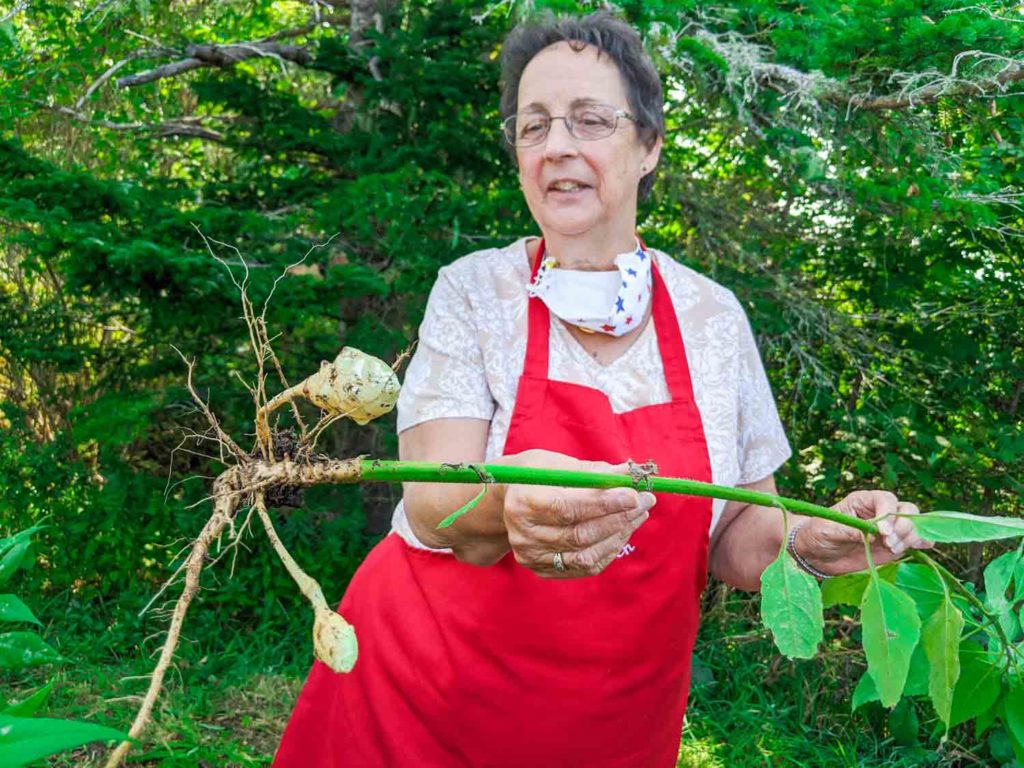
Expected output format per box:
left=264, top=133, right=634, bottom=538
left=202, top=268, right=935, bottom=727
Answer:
left=542, top=117, right=579, bottom=159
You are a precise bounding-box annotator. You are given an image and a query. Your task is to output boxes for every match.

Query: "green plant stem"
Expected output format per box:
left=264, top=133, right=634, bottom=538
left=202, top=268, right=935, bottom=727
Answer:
left=358, top=459, right=1021, bottom=670
left=358, top=459, right=879, bottom=535
left=911, top=550, right=1023, bottom=672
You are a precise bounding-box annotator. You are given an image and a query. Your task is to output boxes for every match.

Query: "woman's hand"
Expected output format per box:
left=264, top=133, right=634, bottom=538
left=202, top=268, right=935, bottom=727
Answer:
left=795, top=490, right=935, bottom=577
left=502, top=450, right=654, bottom=578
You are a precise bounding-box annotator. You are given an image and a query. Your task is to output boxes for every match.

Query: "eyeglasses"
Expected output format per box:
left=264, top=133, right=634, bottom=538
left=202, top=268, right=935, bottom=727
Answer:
left=501, top=104, right=638, bottom=147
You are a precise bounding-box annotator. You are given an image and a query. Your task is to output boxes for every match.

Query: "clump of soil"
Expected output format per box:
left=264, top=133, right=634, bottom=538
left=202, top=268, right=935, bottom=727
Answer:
left=262, top=429, right=304, bottom=508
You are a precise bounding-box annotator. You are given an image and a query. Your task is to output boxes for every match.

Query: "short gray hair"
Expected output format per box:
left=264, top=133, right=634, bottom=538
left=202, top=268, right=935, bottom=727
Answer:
left=499, top=11, right=665, bottom=200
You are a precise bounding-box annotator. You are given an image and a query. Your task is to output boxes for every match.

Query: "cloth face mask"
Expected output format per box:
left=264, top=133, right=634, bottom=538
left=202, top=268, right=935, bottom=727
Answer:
left=528, top=241, right=653, bottom=337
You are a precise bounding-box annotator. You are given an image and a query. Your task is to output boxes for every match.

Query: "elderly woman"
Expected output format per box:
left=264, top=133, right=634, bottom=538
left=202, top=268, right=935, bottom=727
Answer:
left=274, top=12, right=930, bottom=767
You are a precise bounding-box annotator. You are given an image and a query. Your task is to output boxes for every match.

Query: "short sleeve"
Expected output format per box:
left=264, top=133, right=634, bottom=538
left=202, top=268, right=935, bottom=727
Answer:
left=735, top=311, right=792, bottom=484
left=396, top=266, right=496, bottom=433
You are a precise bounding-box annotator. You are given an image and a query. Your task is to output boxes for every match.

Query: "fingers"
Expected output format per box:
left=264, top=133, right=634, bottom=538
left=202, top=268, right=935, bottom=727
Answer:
left=554, top=510, right=649, bottom=577
left=550, top=495, right=653, bottom=551
left=875, top=500, right=934, bottom=556
left=521, top=486, right=647, bottom=527
left=505, top=486, right=654, bottom=578
left=836, top=489, right=899, bottom=520
left=831, top=490, right=936, bottom=564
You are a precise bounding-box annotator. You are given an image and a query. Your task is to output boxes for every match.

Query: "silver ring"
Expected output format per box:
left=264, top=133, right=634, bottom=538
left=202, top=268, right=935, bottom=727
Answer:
left=552, top=552, right=567, bottom=573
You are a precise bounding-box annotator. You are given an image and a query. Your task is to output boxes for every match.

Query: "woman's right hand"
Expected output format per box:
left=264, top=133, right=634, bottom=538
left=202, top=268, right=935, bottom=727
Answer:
left=501, top=450, right=655, bottom=578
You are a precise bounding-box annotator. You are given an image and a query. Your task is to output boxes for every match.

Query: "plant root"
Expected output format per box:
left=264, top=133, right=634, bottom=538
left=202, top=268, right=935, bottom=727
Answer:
left=103, top=457, right=363, bottom=768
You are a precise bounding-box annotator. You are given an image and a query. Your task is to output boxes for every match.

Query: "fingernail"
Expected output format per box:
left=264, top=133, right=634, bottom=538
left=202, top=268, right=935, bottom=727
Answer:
left=877, top=520, right=892, bottom=536
left=891, top=541, right=905, bottom=555
left=884, top=535, right=897, bottom=549
left=639, top=492, right=657, bottom=511
left=632, top=510, right=650, bottom=526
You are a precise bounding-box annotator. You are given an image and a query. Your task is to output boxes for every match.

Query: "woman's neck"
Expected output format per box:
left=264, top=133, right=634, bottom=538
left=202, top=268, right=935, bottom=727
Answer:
left=541, top=230, right=637, bottom=271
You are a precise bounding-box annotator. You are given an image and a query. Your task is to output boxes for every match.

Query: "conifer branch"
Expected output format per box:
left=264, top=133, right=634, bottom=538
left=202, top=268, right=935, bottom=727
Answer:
left=680, top=26, right=1024, bottom=114
left=115, top=42, right=313, bottom=88
left=36, top=102, right=228, bottom=142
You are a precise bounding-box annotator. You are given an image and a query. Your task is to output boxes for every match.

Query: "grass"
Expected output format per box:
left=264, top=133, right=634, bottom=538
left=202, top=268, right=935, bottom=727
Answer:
left=16, top=582, right=1010, bottom=767
left=32, top=626, right=305, bottom=767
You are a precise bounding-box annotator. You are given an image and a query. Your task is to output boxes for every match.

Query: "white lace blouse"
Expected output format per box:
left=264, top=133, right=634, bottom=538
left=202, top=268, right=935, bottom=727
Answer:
left=391, top=237, right=792, bottom=547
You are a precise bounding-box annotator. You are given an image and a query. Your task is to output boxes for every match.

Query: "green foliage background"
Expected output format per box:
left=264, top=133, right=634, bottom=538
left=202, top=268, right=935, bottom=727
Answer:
left=0, top=0, right=1021, bottom=764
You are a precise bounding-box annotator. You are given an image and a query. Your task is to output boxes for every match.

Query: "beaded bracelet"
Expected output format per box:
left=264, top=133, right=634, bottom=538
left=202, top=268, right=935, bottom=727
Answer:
left=786, top=520, right=830, bottom=580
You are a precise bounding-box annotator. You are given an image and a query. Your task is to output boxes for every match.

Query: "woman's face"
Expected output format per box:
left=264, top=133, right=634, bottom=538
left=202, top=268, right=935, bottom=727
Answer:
left=515, top=42, right=660, bottom=243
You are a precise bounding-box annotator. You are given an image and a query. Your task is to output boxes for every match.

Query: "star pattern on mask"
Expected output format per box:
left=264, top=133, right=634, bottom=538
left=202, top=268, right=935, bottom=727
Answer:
left=529, top=239, right=652, bottom=337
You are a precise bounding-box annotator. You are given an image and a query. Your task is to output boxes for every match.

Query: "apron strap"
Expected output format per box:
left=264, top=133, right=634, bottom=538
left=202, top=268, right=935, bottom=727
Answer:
left=649, top=262, right=695, bottom=403
left=523, top=238, right=697, bottom=404
left=523, top=239, right=552, bottom=379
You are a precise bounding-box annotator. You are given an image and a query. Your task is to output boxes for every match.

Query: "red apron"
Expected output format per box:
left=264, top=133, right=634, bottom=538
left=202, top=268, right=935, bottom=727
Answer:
left=274, top=242, right=714, bottom=767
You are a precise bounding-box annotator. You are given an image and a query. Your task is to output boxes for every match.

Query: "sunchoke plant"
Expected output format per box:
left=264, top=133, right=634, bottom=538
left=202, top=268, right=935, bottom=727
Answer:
left=104, top=264, right=1024, bottom=768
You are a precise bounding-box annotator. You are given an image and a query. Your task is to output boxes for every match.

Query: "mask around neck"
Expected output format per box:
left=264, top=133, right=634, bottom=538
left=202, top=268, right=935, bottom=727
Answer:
left=527, top=239, right=653, bottom=337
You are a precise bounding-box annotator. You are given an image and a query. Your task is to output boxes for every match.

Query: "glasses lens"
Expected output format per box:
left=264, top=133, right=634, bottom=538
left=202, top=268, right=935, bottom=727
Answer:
left=511, top=112, right=550, bottom=146
left=569, top=105, right=617, bottom=140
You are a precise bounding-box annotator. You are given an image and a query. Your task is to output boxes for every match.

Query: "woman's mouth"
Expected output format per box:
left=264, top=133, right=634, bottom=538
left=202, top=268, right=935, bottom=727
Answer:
left=547, top=180, right=591, bottom=194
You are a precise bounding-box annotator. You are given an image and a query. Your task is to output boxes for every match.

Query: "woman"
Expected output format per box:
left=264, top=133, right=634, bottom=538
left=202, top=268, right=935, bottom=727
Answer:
left=274, top=12, right=931, bottom=767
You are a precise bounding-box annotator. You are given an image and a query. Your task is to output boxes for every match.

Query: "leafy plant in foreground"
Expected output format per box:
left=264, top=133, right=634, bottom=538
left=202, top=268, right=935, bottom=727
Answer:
left=765, top=515, right=1024, bottom=761
left=0, top=525, right=126, bottom=766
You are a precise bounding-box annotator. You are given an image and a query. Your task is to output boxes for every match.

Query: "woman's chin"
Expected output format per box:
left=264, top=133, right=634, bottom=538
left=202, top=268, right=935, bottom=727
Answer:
left=537, top=213, right=602, bottom=239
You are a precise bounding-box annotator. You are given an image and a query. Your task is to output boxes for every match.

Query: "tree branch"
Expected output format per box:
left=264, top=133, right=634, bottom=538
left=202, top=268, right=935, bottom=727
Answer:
left=683, top=26, right=1024, bottom=114
left=36, top=102, right=227, bottom=142
left=115, top=42, right=313, bottom=88
left=0, top=1, right=27, bottom=24
left=257, top=11, right=351, bottom=42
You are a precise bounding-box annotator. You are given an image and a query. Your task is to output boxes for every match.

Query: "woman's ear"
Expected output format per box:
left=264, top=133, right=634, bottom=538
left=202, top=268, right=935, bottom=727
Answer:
left=642, top=135, right=663, bottom=175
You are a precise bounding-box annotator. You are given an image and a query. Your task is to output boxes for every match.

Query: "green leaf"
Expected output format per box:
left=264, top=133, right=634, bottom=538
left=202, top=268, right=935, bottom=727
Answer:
left=0, top=524, right=44, bottom=590
left=0, top=632, right=61, bottom=671
left=2, top=681, right=54, bottom=717
left=436, top=487, right=487, bottom=529
left=904, top=643, right=931, bottom=698
left=903, top=512, right=1024, bottom=543
left=975, top=696, right=1000, bottom=739
left=852, top=670, right=877, bottom=710
left=851, top=643, right=929, bottom=710
left=0, top=527, right=42, bottom=559
left=949, top=644, right=1002, bottom=728
left=984, top=549, right=1023, bottom=640
left=912, top=646, right=933, bottom=698
left=821, top=563, right=897, bottom=608
left=759, top=548, right=823, bottom=659
left=1006, top=679, right=1024, bottom=755
left=0, top=21, right=17, bottom=48
left=888, top=698, right=919, bottom=746
left=989, top=728, right=1019, bottom=764
left=1009, top=727, right=1024, bottom=764
left=895, top=563, right=946, bottom=620
left=1014, top=548, right=1024, bottom=603
left=1002, top=695, right=1024, bottom=763
left=0, top=542, right=30, bottom=589
left=0, top=595, right=40, bottom=626
left=922, top=595, right=964, bottom=728
left=0, top=714, right=125, bottom=767
left=860, top=573, right=921, bottom=707
left=985, top=550, right=1021, bottom=608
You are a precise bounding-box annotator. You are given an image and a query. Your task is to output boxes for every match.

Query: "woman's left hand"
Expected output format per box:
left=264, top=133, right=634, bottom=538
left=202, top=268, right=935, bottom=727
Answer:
left=795, top=490, right=935, bottom=577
